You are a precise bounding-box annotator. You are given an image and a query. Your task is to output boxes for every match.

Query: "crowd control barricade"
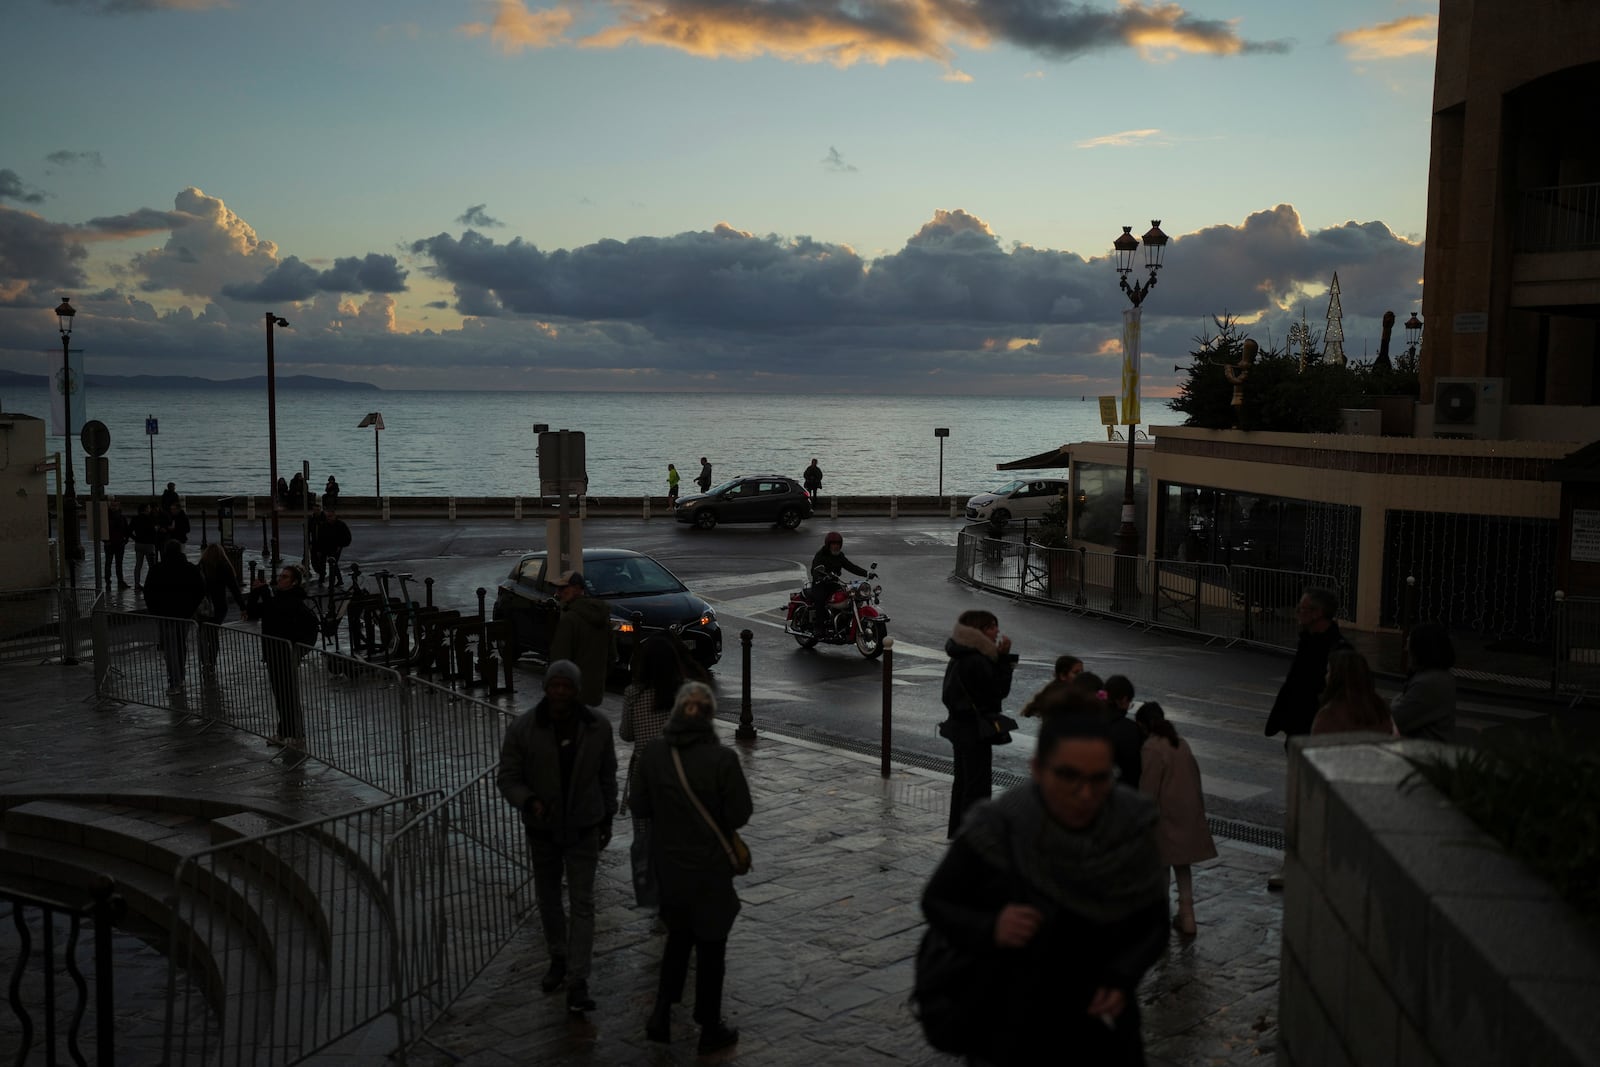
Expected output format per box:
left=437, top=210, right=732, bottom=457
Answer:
left=162, top=795, right=422, bottom=1066
left=0, top=585, right=96, bottom=665
left=1148, top=558, right=1235, bottom=632
left=1230, top=566, right=1338, bottom=648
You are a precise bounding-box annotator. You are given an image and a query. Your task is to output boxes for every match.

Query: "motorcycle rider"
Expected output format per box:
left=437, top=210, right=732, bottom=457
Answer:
left=807, top=531, right=870, bottom=634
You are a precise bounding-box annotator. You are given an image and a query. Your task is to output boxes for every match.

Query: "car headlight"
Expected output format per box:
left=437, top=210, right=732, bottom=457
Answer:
left=697, top=608, right=716, bottom=627
left=611, top=619, right=636, bottom=634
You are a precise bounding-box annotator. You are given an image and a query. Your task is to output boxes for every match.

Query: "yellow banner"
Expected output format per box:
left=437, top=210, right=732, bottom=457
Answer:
left=1120, top=306, right=1142, bottom=425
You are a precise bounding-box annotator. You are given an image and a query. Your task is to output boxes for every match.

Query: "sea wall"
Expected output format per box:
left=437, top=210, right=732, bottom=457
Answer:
left=1280, top=736, right=1600, bottom=1067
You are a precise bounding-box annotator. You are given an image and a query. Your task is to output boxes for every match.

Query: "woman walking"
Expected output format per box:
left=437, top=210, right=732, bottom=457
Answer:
left=939, top=609, right=1017, bottom=839
left=1135, top=701, right=1217, bottom=937
left=196, top=543, right=247, bottom=671
left=1313, top=650, right=1394, bottom=735
left=921, top=712, right=1169, bottom=1065
left=619, top=637, right=690, bottom=909
left=629, top=682, right=751, bottom=1055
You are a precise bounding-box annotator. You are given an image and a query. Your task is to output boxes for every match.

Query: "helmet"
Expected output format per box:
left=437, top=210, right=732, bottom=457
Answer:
left=824, top=531, right=843, bottom=547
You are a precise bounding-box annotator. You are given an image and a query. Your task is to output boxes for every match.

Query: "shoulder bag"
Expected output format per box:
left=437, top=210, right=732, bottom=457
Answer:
left=955, top=674, right=1017, bottom=746
left=670, top=747, right=752, bottom=875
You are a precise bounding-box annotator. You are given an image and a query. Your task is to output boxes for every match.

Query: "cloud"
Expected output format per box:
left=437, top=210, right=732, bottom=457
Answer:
left=460, top=0, right=573, bottom=53
left=0, top=206, right=89, bottom=303
left=82, top=207, right=190, bottom=237
left=821, top=147, right=858, bottom=173
left=1334, top=14, right=1436, bottom=62
left=467, top=0, right=1289, bottom=70
left=1077, top=128, right=1161, bottom=148
left=0, top=170, right=48, bottom=205
left=221, top=253, right=409, bottom=301
left=457, top=204, right=505, bottom=228
left=45, top=150, right=105, bottom=170
left=50, top=0, right=232, bottom=12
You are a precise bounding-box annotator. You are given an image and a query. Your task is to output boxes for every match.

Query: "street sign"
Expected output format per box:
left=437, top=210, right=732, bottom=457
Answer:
left=145, top=417, right=159, bottom=435
left=934, top=427, right=950, bottom=438
left=86, top=457, right=109, bottom=486
left=80, top=419, right=110, bottom=457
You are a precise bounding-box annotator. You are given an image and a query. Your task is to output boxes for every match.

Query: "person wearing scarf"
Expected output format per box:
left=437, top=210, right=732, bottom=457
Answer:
left=922, top=713, right=1169, bottom=1065
left=629, top=682, right=753, bottom=1056
left=940, top=610, right=1017, bottom=839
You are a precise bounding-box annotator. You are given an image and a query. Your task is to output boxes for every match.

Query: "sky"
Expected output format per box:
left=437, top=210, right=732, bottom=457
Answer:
left=0, top=0, right=1437, bottom=396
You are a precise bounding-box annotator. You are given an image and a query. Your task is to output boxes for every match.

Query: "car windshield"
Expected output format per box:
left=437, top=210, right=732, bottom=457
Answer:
left=582, top=557, right=686, bottom=598
left=990, top=480, right=1026, bottom=495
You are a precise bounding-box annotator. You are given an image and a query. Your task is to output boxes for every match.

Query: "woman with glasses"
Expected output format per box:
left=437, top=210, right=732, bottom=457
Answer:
left=628, top=682, right=752, bottom=1056
left=920, top=713, right=1168, bottom=1065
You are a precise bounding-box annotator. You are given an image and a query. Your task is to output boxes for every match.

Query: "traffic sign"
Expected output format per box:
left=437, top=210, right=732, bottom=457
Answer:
left=80, top=419, right=110, bottom=457
left=146, top=417, right=159, bottom=435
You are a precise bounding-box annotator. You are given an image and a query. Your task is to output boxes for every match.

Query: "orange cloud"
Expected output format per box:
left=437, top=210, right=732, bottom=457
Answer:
left=1334, top=14, right=1437, bottom=62
left=461, top=0, right=574, bottom=53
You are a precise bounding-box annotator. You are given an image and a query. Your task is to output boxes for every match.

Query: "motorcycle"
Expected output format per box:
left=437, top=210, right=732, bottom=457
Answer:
left=784, top=566, right=890, bottom=659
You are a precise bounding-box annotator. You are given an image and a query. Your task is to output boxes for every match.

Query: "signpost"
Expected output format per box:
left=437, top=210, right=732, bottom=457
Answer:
left=934, top=427, right=950, bottom=499
left=145, top=415, right=158, bottom=498
left=356, top=412, right=384, bottom=501
left=539, top=429, right=588, bottom=577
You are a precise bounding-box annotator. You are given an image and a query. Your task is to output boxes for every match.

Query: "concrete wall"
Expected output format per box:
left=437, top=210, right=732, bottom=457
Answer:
left=0, top=415, right=53, bottom=591
left=1281, top=736, right=1600, bottom=1067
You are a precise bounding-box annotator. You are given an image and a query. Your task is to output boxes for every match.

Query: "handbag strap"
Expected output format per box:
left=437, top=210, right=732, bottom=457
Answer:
left=670, top=746, right=740, bottom=869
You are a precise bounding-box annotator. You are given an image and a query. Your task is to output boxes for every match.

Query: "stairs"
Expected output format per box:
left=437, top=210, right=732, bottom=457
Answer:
left=0, top=793, right=397, bottom=1063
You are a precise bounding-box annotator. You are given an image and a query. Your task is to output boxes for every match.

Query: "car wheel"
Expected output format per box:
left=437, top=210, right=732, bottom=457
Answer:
left=777, top=506, right=803, bottom=530
left=695, top=509, right=718, bottom=530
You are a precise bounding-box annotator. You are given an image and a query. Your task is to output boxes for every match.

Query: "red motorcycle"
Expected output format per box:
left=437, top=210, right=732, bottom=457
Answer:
left=784, top=567, right=890, bottom=659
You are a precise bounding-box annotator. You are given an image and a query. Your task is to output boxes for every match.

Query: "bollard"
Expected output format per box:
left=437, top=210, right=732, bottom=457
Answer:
left=425, top=576, right=435, bottom=609
left=448, top=496, right=457, bottom=521
left=246, top=495, right=256, bottom=521
left=949, top=498, right=958, bottom=519
left=736, top=629, right=756, bottom=742
left=830, top=496, right=838, bottom=520
left=880, top=637, right=894, bottom=778
left=382, top=497, right=391, bottom=522
left=476, top=587, right=487, bottom=620
left=643, top=498, right=651, bottom=520
left=514, top=495, right=523, bottom=520
left=890, top=495, right=898, bottom=519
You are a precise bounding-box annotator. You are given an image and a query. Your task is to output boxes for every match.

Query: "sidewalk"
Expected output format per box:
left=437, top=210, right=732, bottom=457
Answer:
left=0, top=664, right=1283, bottom=1065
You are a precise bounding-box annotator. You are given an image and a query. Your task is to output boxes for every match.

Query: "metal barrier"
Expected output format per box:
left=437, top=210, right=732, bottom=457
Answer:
left=0, top=585, right=97, bottom=665
left=952, top=527, right=1344, bottom=651
left=1552, top=594, right=1600, bottom=697
left=162, top=795, right=422, bottom=1066
left=0, top=876, right=124, bottom=1066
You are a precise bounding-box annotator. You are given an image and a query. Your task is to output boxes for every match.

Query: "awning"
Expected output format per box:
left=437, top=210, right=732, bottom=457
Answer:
left=996, top=444, right=1072, bottom=471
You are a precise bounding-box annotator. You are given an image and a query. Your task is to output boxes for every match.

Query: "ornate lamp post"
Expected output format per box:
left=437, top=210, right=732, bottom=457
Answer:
left=54, top=298, right=83, bottom=578
left=264, top=312, right=290, bottom=567
left=1402, top=311, right=1423, bottom=367
left=1109, top=222, right=1168, bottom=608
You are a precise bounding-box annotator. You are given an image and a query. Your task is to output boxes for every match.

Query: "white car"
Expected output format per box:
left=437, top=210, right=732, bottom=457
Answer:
left=964, top=478, right=1071, bottom=528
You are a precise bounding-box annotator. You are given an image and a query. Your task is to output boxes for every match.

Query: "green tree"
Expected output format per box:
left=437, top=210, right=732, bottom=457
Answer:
left=1172, top=313, right=1361, bottom=433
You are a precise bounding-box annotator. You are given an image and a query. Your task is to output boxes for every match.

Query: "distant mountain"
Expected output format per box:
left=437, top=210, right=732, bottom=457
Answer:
left=0, top=369, right=379, bottom=391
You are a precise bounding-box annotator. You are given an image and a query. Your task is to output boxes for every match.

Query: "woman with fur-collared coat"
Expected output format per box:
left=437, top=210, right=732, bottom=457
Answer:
left=939, top=609, right=1017, bottom=839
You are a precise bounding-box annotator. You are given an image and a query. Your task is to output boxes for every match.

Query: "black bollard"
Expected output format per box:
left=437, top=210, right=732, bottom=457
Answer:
left=880, top=637, right=894, bottom=778
left=476, top=587, right=487, bottom=620
left=736, top=629, right=756, bottom=742
left=425, top=576, right=435, bottom=609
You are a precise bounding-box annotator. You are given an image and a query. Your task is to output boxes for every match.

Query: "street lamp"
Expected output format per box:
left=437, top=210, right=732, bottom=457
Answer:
left=264, top=312, right=290, bottom=567
left=934, top=427, right=950, bottom=500
left=1403, top=311, right=1423, bottom=366
left=54, top=297, right=83, bottom=578
left=357, top=412, right=385, bottom=500
left=1110, top=220, right=1169, bottom=602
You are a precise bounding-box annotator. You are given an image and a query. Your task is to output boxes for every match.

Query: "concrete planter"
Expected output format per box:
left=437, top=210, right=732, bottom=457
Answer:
left=1280, top=735, right=1600, bottom=1067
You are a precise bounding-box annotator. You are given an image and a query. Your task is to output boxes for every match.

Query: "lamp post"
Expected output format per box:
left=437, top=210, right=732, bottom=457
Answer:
left=1110, top=220, right=1169, bottom=605
left=934, top=427, right=950, bottom=500
left=54, top=298, right=83, bottom=580
left=357, top=412, right=384, bottom=501
left=264, top=312, right=289, bottom=567
left=1402, top=311, right=1423, bottom=368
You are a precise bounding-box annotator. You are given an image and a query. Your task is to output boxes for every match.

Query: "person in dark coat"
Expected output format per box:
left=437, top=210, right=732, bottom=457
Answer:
left=696, top=457, right=712, bottom=493
left=165, top=502, right=191, bottom=544
left=497, top=660, right=618, bottom=1015
left=102, top=500, right=131, bottom=592
left=246, top=562, right=320, bottom=747
left=313, top=509, right=352, bottom=587
left=1391, top=622, right=1457, bottom=742
left=921, top=712, right=1169, bottom=1066
left=619, top=637, right=692, bottom=909
left=1264, top=587, right=1346, bottom=739
left=630, top=682, right=751, bottom=1056
left=1103, top=675, right=1144, bottom=789
left=803, top=458, right=823, bottom=495
left=160, top=482, right=180, bottom=510
left=548, top=571, right=613, bottom=706
left=322, top=476, right=340, bottom=510
left=196, top=543, right=248, bottom=670
left=939, top=609, right=1017, bottom=839
left=131, top=503, right=159, bottom=592
left=288, top=471, right=306, bottom=508
left=806, top=531, right=870, bottom=633
left=142, top=540, right=206, bottom=693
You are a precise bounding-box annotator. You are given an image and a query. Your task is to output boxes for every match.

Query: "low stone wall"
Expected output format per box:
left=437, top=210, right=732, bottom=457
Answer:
left=1280, top=736, right=1600, bottom=1067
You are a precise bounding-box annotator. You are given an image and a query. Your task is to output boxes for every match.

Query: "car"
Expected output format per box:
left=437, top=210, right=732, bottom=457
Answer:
left=492, top=548, right=722, bottom=671
left=964, top=477, right=1072, bottom=529
left=673, top=474, right=813, bottom=530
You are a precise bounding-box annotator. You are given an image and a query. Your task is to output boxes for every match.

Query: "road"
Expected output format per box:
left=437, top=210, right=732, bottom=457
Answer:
left=312, top=515, right=1541, bottom=831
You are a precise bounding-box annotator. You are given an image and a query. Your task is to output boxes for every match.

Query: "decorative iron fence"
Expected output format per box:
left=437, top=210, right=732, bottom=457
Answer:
left=0, top=877, right=124, bottom=1067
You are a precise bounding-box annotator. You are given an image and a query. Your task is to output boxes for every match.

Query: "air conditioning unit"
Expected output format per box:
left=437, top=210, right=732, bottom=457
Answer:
left=1432, top=377, right=1506, bottom=440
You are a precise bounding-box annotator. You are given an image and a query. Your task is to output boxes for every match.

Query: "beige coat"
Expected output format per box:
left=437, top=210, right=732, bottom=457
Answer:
left=1139, top=736, right=1218, bottom=867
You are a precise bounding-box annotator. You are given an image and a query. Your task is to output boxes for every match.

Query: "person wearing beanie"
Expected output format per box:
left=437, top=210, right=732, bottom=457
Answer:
left=548, top=570, right=613, bottom=706
left=497, top=658, right=618, bottom=1015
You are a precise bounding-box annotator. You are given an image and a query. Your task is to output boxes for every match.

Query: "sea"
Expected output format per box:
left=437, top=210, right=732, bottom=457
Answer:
left=2, top=385, right=1174, bottom=500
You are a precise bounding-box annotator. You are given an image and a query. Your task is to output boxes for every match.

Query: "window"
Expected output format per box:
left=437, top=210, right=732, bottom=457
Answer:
left=758, top=481, right=788, bottom=495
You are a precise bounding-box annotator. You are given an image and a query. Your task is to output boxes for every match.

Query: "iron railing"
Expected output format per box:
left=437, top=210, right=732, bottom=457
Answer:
left=1551, top=593, right=1600, bottom=698
left=1516, top=182, right=1600, bottom=252
left=0, top=586, right=98, bottom=665
left=0, top=877, right=124, bottom=1067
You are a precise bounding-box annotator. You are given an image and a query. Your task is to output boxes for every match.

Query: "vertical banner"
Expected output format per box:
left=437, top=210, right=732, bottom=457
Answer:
left=1120, top=306, right=1142, bottom=425
left=49, top=348, right=86, bottom=436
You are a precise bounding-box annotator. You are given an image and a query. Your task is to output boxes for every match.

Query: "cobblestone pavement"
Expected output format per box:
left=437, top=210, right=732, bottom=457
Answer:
left=1, top=663, right=1282, bottom=1066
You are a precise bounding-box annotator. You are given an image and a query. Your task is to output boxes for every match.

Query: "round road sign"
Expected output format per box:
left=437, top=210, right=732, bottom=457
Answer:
left=80, top=419, right=111, bottom=457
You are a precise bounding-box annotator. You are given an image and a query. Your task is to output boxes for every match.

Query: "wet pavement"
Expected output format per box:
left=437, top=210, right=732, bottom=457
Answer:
left=1, top=660, right=1283, bottom=1065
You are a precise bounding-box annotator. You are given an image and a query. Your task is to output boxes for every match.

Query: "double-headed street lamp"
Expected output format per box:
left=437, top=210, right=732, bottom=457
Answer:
left=54, top=297, right=83, bottom=578
left=1110, top=221, right=1169, bottom=593
left=265, top=312, right=290, bottom=566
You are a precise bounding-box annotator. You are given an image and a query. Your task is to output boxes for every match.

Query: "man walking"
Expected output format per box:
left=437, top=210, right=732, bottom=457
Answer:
left=549, top=571, right=612, bottom=707
left=498, top=660, right=617, bottom=1014
left=803, top=458, right=823, bottom=496
left=1264, top=586, right=1346, bottom=889
left=667, top=463, right=680, bottom=501
left=697, top=457, right=712, bottom=494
